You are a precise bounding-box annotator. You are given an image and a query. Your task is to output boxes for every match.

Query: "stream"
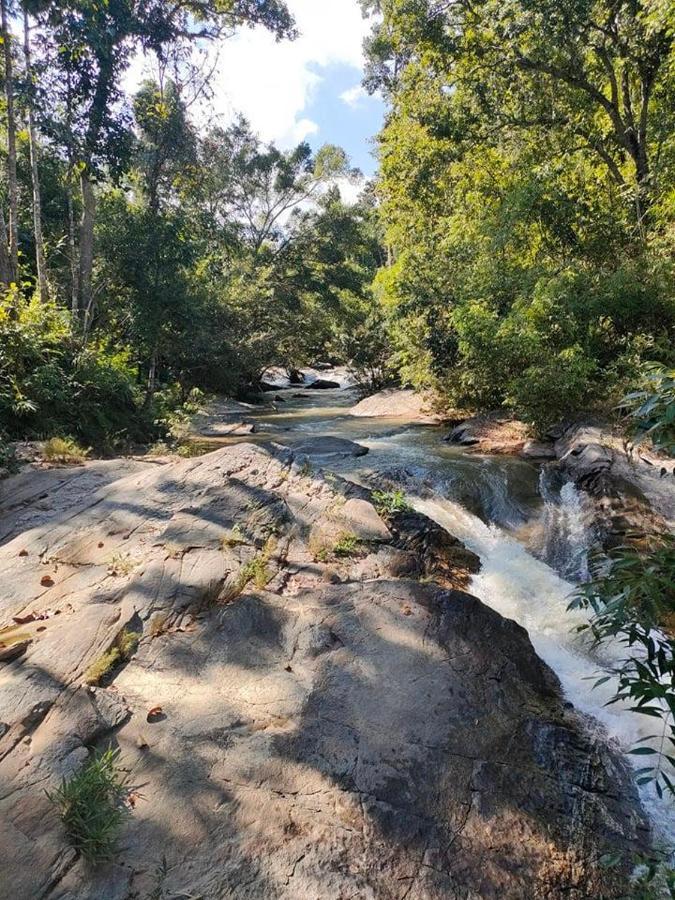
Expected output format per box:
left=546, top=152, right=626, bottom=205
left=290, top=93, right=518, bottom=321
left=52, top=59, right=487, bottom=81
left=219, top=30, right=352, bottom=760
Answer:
left=210, top=385, right=674, bottom=848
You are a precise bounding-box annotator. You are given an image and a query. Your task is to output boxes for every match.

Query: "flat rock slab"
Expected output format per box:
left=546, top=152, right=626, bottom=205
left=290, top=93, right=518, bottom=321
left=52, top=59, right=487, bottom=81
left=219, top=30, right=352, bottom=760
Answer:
left=350, top=389, right=442, bottom=424
left=0, top=443, right=647, bottom=899
left=292, top=436, right=369, bottom=458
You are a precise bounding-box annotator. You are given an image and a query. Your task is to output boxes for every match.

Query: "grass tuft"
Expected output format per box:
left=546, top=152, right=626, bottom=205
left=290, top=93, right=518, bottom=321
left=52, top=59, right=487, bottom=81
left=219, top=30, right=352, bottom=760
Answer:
left=84, top=629, right=140, bottom=686
left=42, top=436, right=89, bottom=465
left=372, top=489, right=412, bottom=516
left=46, top=749, right=129, bottom=863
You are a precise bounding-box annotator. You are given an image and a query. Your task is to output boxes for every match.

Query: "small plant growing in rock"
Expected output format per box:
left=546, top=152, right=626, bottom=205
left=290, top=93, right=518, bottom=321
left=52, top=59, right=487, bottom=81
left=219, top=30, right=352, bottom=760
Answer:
left=84, top=629, right=140, bottom=685
left=107, top=552, right=137, bottom=577
left=42, top=437, right=89, bottom=465
left=333, top=532, right=360, bottom=558
left=222, top=524, right=246, bottom=548
left=372, top=490, right=412, bottom=517
left=235, top=537, right=278, bottom=592
left=46, top=748, right=129, bottom=863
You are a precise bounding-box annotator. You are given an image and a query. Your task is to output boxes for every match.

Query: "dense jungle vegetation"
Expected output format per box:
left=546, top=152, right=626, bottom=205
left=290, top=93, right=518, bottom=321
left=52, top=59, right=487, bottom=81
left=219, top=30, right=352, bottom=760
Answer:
left=0, top=0, right=673, bottom=447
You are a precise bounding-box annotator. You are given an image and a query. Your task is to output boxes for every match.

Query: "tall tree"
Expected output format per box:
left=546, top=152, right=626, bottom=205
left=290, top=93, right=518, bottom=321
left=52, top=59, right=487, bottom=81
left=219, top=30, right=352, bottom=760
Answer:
left=23, top=6, right=48, bottom=301
left=1, top=0, right=19, bottom=284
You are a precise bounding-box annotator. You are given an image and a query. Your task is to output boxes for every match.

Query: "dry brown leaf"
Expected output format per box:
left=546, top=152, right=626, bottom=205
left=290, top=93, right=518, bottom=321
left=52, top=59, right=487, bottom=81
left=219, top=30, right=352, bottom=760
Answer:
left=18, top=549, right=28, bottom=557
left=146, top=706, right=163, bottom=722
left=40, top=576, right=55, bottom=588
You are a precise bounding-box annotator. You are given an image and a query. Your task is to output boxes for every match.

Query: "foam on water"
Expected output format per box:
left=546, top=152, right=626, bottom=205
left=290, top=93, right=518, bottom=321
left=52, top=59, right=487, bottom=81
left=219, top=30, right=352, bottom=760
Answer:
left=415, top=494, right=675, bottom=846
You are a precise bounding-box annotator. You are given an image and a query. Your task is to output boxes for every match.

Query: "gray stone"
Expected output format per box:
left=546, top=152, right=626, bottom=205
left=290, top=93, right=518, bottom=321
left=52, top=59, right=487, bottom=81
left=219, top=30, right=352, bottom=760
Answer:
left=292, top=436, right=369, bottom=458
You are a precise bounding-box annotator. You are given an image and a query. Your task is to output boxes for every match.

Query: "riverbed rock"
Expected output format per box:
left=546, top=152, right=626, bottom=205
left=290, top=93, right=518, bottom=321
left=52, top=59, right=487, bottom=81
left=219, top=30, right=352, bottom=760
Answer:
left=555, top=425, right=674, bottom=549
left=350, top=388, right=443, bottom=424
left=0, top=443, right=647, bottom=899
left=444, top=415, right=532, bottom=454
left=521, top=440, right=557, bottom=460
left=198, top=420, right=257, bottom=437
left=307, top=378, right=341, bottom=389
left=292, top=436, right=369, bottom=458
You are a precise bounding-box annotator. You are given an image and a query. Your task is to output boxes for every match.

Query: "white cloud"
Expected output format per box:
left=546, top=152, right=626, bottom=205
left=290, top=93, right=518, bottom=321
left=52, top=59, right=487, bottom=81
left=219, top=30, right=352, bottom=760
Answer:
left=210, top=0, right=372, bottom=147
left=340, top=84, right=368, bottom=108
left=126, top=1, right=373, bottom=149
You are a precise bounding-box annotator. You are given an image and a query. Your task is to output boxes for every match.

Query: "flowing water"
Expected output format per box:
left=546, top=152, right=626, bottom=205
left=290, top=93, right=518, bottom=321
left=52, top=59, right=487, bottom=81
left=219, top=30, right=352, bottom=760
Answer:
left=216, top=386, right=674, bottom=845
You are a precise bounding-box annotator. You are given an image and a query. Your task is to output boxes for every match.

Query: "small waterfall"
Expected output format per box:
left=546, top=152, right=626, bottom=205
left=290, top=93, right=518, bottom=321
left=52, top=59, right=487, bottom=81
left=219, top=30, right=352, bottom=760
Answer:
left=537, top=468, right=594, bottom=582
left=413, top=493, right=675, bottom=845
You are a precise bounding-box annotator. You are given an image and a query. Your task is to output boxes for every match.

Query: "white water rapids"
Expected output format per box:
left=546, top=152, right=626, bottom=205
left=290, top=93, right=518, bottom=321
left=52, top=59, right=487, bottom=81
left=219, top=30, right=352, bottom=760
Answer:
left=413, top=493, right=674, bottom=846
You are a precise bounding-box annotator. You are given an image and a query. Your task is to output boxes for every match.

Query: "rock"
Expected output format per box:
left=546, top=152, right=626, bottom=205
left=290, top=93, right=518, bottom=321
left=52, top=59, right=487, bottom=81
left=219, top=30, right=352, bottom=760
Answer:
left=520, top=440, right=556, bottom=460
left=385, top=507, right=481, bottom=590
left=555, top=425, right=673, bottom=550
left=292, top=437, right=369, bottom=458
left=260, top=381, right=282, bottom=392
left=311, top=361, right=334, bottom=371
left=307, top=378, right=341, bottom=390
left=0, top=442, right=647, bottom=899
left=338, top=498, right=391, bottom=542
left=350, top=388, right=442, bottom=424
left=444, top=415, right=530, bottom=454
left=288, top=369, right=305, bottom=384
left=198, top=421, right=256, bottom=437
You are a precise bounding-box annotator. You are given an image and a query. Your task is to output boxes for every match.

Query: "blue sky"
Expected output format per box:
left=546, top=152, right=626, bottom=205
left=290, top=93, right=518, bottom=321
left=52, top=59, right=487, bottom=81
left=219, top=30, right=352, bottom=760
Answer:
left=302, top=62, right=383, bottom=177
left=128, top=1, right=385, bottom=190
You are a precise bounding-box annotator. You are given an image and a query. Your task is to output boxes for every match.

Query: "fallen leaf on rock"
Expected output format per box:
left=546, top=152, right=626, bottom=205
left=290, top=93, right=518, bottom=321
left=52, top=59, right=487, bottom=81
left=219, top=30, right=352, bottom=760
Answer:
left=18, top=549, right=28, bottom=557
left=40, top=575, right=54, bottom=588
left=147, top=706, right=163, bottom=722
left=12, top=613, right=37, bottom=625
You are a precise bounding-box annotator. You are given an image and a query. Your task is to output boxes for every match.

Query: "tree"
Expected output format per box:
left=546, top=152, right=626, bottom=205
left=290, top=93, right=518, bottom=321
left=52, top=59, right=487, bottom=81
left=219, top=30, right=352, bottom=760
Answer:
left=23, top=6, right=48, bottom=302
left=31, top=0, right=295, bottom=319
left=1, top=0, right=19, bottom=285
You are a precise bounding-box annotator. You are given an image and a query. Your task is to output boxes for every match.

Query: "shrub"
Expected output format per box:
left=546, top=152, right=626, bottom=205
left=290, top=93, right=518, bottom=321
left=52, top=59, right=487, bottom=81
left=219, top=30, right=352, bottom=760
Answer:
left=619, top=364, right=675, bottom=456
left=42, top=437, right=89, bottom=465
left=506, top=346, right=597, bottom=433
left=372, top=489, right=412, bottom=516
left=570, top=536, right=675, bottom=799
left=46, top=749, right=129, bottom=863
left=333, top=532, right=360, bottom=557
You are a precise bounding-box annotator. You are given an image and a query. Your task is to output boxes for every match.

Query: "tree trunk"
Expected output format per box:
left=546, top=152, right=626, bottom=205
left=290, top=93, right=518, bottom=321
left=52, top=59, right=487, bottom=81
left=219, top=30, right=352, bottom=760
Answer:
left=23, top=10, right=48, bottom=302
left=1, top=0, right=18, bottom=283
left=0, top=206, right=11, bottom=288
left=67, top=182, right=79, bottom=316
left=79, top=170, right=96, bottom=314
left=144, top=346, right=158, bottom=409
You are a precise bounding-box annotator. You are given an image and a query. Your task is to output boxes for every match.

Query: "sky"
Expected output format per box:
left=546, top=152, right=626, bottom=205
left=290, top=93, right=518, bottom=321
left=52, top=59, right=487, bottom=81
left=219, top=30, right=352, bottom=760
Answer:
left=129, top=0, right=384, bottom=182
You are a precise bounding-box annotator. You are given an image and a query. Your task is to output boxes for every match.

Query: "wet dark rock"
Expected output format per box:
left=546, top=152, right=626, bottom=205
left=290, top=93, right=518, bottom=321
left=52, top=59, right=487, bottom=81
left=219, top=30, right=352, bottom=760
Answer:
left=307, top=378, right=341, bottom=390
left=292, top=436, right=369, bottom=458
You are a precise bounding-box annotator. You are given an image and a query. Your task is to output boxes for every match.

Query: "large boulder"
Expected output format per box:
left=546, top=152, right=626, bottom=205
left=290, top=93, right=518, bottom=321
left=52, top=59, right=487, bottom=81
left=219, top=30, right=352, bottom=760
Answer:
left=0, top=444, right=647, bottom=899
left=350, top=389, right=442, bottom=424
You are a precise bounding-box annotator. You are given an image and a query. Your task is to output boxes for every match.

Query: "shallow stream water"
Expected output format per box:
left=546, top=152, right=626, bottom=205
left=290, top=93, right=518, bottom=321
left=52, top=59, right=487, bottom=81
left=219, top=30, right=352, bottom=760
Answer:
left=212, top=386, right=674, bottom=846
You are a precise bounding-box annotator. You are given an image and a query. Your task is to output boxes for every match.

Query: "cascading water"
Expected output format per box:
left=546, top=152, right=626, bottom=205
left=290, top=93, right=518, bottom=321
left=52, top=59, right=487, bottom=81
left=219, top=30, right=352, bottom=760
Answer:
left=414, top=493, right=674, bottom=846
left=536, top=467, right=595, bottom=582
left=226, top=394, right=674, bottom=847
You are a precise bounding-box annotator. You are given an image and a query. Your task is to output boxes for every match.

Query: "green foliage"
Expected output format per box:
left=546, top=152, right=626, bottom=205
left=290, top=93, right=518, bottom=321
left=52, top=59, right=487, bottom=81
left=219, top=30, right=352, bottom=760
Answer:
left=84, top=629, right=140, bottom=686
left=333, top=532, right=360, bottom=558
left=364, top=0, right=675, bottom=427
left=46, top=749, right=129, bottom=863
left=372, top=489, right=412, bottom=516
left=570, top=537, right=675, bottom=799
left=620, top=365, right=675, bottom=456
left=42, top=436, right=89, bottom=464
